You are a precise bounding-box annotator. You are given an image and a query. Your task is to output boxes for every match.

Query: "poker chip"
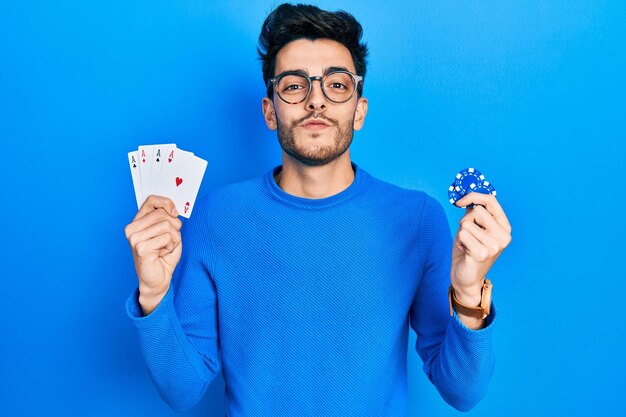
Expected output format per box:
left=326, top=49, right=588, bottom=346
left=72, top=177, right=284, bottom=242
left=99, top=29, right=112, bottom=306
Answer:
left=448, top=182, right=463, bottom=206
left=453, top=167, right=485, bottom=196
left=467, top=180, right=497, bottom=197
left=449, top=168, right=497, bottom=207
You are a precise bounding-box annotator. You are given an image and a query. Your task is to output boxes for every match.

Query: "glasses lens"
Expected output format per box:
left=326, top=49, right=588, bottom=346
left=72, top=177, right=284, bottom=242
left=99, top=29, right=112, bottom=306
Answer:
left=276, top=74, right=309, bottom=103
left=323, top=72, right=355, bottom=103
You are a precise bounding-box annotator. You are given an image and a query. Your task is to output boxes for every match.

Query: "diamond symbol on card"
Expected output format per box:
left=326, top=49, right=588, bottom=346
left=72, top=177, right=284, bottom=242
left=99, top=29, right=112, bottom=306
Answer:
left=176, top=177, right=183, bottom=186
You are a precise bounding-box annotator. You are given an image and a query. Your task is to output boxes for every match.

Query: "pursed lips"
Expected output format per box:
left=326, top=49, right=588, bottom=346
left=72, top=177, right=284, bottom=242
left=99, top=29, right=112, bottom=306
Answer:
left=300, top=119, right=332, bottom=130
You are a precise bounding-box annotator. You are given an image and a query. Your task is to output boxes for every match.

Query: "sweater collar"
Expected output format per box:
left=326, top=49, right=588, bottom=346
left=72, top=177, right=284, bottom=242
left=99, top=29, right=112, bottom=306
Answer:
left=264, top=161, right=366, bottom=209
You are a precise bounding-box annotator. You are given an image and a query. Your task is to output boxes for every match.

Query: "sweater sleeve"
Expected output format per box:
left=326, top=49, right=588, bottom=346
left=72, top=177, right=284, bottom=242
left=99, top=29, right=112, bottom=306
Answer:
left=125, top=196, right=221, bottom=412
left=409, top=195, right=497, bottom=412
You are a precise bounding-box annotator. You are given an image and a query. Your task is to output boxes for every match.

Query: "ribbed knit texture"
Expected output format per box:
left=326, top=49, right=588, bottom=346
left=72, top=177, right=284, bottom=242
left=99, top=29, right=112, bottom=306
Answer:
left=126, top=162, right=497, bottom=416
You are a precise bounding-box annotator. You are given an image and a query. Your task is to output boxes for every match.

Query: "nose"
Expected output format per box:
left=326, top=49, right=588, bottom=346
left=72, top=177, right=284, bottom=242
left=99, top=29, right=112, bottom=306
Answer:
left=305, top=78, right=327, bottom=111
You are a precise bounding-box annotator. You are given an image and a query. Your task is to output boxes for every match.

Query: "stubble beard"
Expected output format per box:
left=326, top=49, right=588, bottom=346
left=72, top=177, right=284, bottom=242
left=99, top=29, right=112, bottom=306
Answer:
left=276, top=112, right=355, bottom=167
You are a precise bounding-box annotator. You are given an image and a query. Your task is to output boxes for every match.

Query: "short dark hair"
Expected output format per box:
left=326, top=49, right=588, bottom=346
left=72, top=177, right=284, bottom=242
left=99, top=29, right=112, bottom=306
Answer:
left=257, top=3, right=369, bottom=99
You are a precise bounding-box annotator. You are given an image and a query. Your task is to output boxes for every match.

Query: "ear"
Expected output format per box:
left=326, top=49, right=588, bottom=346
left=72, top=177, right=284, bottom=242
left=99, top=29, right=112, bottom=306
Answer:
left=353, top=96, right=368, bottom=131
left=262, top=97, right=277, bottom=130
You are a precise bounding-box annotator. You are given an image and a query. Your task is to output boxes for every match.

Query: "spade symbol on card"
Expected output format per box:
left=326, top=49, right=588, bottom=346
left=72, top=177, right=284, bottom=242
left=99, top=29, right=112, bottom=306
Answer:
left=156, top=158, right=160, bottom=162
left=184, top=201, right=190, bottom=214
left=133, top=163, right=136, bottom=168
left=176, top=177, right=183, bottom=186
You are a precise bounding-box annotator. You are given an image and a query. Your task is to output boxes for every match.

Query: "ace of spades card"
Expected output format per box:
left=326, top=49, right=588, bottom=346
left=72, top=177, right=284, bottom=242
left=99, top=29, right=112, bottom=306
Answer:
left=127, top=151, right=142, bottom=209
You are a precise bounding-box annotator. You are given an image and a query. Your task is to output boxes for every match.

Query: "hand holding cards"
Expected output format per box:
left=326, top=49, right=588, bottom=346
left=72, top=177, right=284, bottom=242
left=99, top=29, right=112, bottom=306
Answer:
left=127, top=144, right=207, bottom=218
left=124, top=195, right=183, bottom=316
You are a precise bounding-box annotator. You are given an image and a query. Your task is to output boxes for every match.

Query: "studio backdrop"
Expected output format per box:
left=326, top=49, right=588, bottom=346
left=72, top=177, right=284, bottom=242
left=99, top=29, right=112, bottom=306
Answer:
left=1, top=1, right=624, bottom=416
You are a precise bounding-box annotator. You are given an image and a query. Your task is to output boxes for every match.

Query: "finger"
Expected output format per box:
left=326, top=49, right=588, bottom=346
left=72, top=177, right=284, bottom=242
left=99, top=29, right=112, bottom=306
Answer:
left=457, top=225, right=490, bottom=262
left=456, top=193, right=511, bottom=233
left=135, top=232, right=177, bottom=259
left=134, top=195, right=178, bottom=222
left=137, top=208, right=182, bottom=233
left=128, top=219, right=181, bottom=253
left=461, top=204, right=502, bottom=233
left=158, top=239, right=182, bottom=258
left=453, top=232, right=467, bottom=254
left=126, top=208, right=182, bottom=239
left=460, top=221, right=503, bottom=260
left=460, top=207, right=512, bottom=249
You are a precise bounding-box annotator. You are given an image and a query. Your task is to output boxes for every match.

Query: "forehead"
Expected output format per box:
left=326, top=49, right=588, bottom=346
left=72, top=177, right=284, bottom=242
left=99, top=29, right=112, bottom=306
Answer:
left=274, top=38, right=356, bottom=75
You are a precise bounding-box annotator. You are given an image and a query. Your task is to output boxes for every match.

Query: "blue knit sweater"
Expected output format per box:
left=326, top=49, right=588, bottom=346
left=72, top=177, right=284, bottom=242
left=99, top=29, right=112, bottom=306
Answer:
left=126, top=162, right=496, bottom=416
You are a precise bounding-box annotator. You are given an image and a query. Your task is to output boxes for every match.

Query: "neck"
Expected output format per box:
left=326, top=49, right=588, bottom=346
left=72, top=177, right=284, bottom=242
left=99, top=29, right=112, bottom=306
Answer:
left=274, top=153, right=355, bottom=199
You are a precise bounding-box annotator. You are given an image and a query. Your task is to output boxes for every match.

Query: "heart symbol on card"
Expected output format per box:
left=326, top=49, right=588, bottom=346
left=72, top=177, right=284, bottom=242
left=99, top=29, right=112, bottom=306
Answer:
left=184, top=202, right=190, bottom=213
left=168, top=158, right=172, bottom=163
left=176, top=177, right=183, bottom=186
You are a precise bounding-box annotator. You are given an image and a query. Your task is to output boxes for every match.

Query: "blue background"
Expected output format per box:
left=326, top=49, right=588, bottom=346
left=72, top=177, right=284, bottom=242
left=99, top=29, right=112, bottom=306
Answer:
left=2, top=1, right=624, bottom=416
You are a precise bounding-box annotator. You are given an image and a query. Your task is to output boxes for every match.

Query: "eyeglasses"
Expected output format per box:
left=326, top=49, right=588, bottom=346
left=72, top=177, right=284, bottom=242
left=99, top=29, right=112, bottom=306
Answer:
left=268, top=70, right=363, bottom=104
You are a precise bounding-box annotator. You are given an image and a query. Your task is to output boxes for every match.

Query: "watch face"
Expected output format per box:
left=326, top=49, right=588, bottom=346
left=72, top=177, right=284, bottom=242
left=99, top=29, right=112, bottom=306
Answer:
left=482, top=280, right=493, bottom=304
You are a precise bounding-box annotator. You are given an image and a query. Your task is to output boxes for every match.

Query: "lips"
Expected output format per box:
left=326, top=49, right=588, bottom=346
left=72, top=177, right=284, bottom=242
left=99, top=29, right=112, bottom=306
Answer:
left=301, top=119, right=331, bottom=129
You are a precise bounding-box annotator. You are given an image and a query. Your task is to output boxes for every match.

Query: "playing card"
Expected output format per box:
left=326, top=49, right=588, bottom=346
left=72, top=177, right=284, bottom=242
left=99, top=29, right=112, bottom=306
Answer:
left=154, top=149, right=207, bottom=218
left=138, top=145, right=155, bottom=203
left=127, top=151, right=142, bottom=209
left=148, top=143, right=176, bottom=198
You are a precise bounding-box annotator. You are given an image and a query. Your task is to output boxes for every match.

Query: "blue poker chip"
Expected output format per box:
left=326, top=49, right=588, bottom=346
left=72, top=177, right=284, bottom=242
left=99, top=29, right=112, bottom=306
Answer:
left=448, top=182, right=463, bottom=206
left=449, top=168, right=496, bottom=208
left=454, top=168, right=485, bottom=196
left=464, top=180, right=496, bottom=208
left=467, top=180, right=497, bottom=196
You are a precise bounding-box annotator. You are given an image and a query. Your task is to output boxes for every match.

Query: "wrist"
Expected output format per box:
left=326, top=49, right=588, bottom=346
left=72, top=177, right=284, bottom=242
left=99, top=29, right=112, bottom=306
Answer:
left=138, top=283, right=170, bottom=316
left=451, top=282, right=483, bottom=307
left=448, top=279, right=493, bottom=323
left=139, top=281, right=170, bottom=298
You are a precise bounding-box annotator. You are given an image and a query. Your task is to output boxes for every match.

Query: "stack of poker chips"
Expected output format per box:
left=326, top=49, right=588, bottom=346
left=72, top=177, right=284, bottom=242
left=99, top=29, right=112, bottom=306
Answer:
left=448, top=167, right=496, bottom=207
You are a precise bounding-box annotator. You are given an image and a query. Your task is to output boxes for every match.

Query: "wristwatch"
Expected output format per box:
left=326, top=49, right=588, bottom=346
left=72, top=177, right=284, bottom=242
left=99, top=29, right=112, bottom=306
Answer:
left=448, top=279, right=492, bottom=319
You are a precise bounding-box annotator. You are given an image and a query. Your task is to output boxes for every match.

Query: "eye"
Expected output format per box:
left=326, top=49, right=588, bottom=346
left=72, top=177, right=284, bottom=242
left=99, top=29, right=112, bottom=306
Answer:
left=278, top=74, right=309, bottom=94
left=284, top=84, right=305, bottom=92
left=325, top=72, right=353, bottom=91
left=328, top=82, right=348, bottom=90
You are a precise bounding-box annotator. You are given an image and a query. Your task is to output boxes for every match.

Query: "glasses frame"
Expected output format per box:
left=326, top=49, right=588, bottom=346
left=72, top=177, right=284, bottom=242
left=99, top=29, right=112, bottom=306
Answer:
left=268, top=70, right=363, bottom=104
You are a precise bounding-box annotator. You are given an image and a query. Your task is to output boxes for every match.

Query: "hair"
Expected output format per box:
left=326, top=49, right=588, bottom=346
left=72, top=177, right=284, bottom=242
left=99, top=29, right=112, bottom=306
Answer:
left=257, top=3, right=369, bottom=99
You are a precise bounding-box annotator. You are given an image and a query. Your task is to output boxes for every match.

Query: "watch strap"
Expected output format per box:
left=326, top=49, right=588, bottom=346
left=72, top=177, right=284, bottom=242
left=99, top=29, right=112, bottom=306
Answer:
left=448, top=279, right=492, bottom=319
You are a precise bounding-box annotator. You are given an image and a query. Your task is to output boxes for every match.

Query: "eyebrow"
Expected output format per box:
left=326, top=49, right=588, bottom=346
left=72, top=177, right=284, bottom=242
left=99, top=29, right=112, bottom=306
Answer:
left=279, top=66, right=352, bottom=76
left=324, top=66, right=351, bottom=75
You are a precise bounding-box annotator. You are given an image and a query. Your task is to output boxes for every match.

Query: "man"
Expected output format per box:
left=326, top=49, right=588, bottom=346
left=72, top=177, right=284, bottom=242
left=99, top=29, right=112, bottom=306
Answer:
left=124, top=3, right=511, bottom=416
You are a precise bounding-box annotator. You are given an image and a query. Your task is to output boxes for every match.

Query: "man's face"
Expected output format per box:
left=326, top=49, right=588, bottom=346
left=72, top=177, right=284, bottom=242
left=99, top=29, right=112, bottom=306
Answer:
left=262, top=38, right=368, bottom=167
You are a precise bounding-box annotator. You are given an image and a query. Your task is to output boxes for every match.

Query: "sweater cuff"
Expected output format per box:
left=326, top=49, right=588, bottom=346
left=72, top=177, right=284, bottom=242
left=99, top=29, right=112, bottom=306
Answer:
left=125, top=285, right=174, bottom=328
left=450, top=301, right=497, bottom=338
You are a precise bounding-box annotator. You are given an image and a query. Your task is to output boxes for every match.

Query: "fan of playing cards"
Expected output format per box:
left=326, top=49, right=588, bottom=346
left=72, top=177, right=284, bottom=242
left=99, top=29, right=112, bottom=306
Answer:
left=127, top=144, right=207, bottom=218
